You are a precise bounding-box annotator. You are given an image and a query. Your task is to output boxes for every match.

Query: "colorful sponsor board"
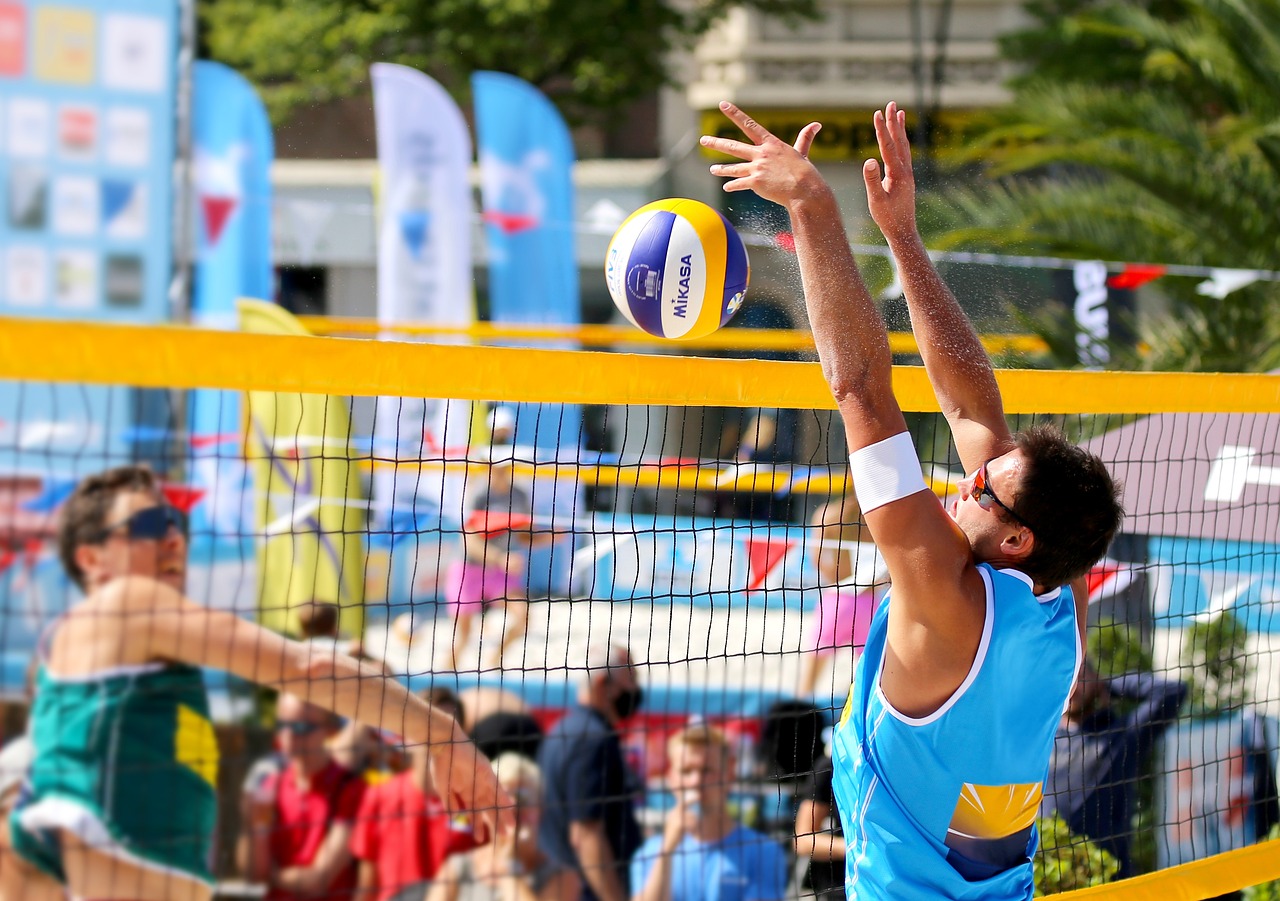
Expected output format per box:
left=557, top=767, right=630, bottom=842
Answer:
left=0, top=0, right=178, bottom=320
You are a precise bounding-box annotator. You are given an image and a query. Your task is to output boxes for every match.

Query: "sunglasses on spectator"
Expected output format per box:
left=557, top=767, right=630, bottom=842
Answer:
left=100, top=504, right=187, bottom=542
left=972, top=462, right=1034, bottom=531
left=276, top=720, right=326, bottom=737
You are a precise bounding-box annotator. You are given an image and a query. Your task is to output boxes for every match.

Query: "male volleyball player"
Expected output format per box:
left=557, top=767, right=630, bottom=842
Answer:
left=2, top=465, right=513, bottom=901
left=703, top=101, right=1122, bottom=899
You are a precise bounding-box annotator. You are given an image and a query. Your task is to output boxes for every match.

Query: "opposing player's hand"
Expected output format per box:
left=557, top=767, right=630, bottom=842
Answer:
left=864, top=101, right=918, bottom=242
left=430, top=739, right=517, bottom=843
left=701, top=101, right=824, bottom=207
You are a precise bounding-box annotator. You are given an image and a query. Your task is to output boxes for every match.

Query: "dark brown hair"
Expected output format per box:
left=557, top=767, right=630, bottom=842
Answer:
left=296, top=600, right=340, bottom=639
left=1008, top=424, right=1124, bottom=589
left=57, top=465, right=159, bottom=590
left=420, top=685, right=463, bottom=724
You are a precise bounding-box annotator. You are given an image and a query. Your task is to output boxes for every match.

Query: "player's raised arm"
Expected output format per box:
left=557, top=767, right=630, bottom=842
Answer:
left=701, top=102, right=904, bottom=448
left=864, top=101, right=1012, bottom=473
left=703, top=103, right=981, bottom=713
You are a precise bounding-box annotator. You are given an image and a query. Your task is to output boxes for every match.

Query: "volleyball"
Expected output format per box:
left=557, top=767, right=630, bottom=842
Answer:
left=604, top=198, right=750, bottom=340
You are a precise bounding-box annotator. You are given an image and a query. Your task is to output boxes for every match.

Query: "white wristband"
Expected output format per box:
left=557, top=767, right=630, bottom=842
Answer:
left=850, top=432, right=929, bottom=513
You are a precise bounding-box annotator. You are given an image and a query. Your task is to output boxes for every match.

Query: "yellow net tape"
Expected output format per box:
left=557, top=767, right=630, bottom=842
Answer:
left=1056, top=836, right=1280, bottom=900
left=1, top=316, right=1277, bottom=414
left=296, top=315, right=1051, bottom=356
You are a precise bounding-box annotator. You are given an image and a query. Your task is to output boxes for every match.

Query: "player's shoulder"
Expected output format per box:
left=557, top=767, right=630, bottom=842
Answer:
left=83, top=574, right=186, bottom=615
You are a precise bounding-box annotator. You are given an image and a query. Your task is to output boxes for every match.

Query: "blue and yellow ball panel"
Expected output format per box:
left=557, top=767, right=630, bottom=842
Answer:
left=720, top=214, right=750, bottom=328
left=605, top=198, right=750, bottom=340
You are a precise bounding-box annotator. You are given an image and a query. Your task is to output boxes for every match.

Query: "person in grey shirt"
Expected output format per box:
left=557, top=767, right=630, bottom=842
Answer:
left=1043, top=667, right=1186, bottom=876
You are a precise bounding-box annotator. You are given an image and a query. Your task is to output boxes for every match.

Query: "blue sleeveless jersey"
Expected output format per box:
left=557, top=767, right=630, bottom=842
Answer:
left=830, top=565, right=1079, bottom=900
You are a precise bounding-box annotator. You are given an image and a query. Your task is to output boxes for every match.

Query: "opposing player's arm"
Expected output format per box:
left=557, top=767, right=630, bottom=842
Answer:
left=100, top=577, right=513, bottom=838
left=864, top=102, right=1013, bottom=474
left=703, top=103, right=983, bottom=705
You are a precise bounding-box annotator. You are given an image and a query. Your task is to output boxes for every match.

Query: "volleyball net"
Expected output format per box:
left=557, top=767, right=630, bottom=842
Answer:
left=0, top=312, right=1278, bottom=898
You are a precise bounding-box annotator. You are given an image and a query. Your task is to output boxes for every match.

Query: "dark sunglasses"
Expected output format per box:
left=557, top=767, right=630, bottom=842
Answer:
left=100, top=504, right=187, bottom=542
left=276, top=720, right=325, bottom=737
left=972, top=462, right=1033, bottom=531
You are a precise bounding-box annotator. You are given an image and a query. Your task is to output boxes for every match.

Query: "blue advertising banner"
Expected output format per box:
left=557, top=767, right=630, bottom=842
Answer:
left=472, top=71, right=582, bottom=453
left=188, top=59, right=272, bottom=556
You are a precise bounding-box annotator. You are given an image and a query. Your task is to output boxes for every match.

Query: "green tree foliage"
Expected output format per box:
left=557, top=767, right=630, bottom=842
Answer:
left=200, top=0, right=817, bottom=124
left=1034, top=813, right=1120, bottom=894
left=1088, top=617, right=1154, bottom=679
left=932, top=0, right=1280, bottom=372
left=1183, top=609, right=1252, bottom=715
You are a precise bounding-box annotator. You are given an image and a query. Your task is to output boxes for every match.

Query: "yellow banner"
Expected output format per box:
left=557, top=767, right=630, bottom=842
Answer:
left=238, top=300, right=367, bottom=637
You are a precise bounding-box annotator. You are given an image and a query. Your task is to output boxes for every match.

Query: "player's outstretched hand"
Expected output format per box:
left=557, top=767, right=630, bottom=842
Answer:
left=864, top=101, right=918, bottom=243
left=701, top=101, right=824, bottom=207
left=430, top=738, right=517, bottom=844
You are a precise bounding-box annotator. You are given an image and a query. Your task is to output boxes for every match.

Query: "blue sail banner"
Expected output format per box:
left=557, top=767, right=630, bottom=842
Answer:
left=472, top=71, right=582, bottom=452
left=189, top=59, right=273, bottom=554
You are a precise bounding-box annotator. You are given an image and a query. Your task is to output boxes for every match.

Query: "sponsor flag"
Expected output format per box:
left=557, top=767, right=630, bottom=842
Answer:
left=472, top=71, right=583, bottom=451
left=190, top=60, right=273, bottom=549
left=238, top=299, right=367, bottom=636
left=371, top=63, right=477, bottom=534
left=744, top=535, right=796, bottom=592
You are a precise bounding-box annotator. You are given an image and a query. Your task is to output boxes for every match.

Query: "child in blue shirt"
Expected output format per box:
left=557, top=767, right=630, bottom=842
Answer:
left=630, top=726, right=786, bottom=901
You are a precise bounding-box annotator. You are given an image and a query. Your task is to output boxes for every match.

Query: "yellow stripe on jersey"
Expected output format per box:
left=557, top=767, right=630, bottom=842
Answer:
left=948, top=782, right=1043, bottom=839
left=838, top=687, right=855, bottom=730
left=175, top=703, right=220, bottom=788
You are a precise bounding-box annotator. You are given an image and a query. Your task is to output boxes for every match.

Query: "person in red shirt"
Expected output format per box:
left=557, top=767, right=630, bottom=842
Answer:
left=351, top=688, right=478, bottom=901
left=239, top=693, right=367, bottom=900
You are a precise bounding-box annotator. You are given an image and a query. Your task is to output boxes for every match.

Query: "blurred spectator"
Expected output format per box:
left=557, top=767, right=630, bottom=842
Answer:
left=443, top=454, right=534, bottom=672
left=472, top=712, right=545, bottom=764
left=428, top=753, right=580, bottom=901
left=794, top=754, right=843, bottom=900
left=538, top=644, right=644, bottom=901
left=798, top=493, right=888, bottom=698
left=631, top=726, right=786, bottom=901
left=459, top=686, right=532, bottom=732
left=290, top=599, right=397, bottom=777
left=297, top=599, right=342, bottom=643
left=724, top=409, right=796, bottom=522
left=1043, top=665, right=1187, bottom=877
left=351, top=687, right=477, bottom=901
left=489, top=406, right=517, bottom=447
left=238, top=693, right=366, bottom=900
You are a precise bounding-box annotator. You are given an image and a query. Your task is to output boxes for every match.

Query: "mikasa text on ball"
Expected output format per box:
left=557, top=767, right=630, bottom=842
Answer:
left=605, top=198, right=750, bottom=340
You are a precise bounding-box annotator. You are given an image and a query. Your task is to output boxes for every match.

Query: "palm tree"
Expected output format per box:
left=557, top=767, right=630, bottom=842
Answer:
left=930, top=0, right=1280, bottom=372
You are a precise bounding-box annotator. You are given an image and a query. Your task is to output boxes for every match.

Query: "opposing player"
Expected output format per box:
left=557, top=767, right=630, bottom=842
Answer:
left=2, top=465, right=513, bottom=901
left=703, top=102, right=1122, bottom=899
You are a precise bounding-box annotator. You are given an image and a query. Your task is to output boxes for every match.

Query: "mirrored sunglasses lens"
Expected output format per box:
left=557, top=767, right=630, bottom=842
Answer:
left=126, top=506, right=172, bottom=540
left=132, top=506, right=187, bottom=540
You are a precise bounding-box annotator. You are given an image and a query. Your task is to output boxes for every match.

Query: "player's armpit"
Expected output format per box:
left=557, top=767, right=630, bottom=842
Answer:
left=862, top=490, right=987, bottom=703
